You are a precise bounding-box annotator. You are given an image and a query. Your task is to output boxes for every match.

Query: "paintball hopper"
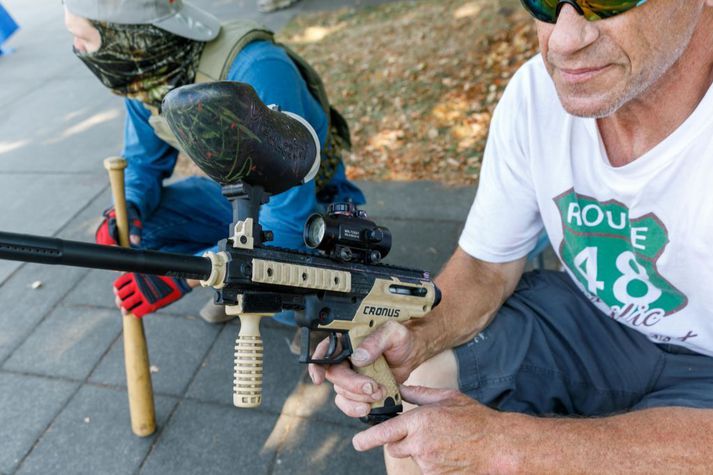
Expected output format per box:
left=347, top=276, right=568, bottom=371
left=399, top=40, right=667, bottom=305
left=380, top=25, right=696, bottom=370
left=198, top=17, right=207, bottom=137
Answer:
left=162, top=82, right=320, bottom=194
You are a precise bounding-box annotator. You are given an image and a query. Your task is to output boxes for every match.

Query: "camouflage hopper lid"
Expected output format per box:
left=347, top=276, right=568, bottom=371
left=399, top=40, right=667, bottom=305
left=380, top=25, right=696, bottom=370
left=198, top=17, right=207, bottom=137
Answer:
left=162, top=82, right=320, bottom=194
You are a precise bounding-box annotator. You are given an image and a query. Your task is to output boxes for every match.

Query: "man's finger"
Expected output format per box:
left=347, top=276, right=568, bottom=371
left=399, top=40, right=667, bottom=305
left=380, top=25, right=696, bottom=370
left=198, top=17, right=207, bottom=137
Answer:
left=335, top=394, right=371, bottom=419
left=325, top=362, right=380, bottom=398
left=399, top=385, right=460, bottom=406
left=350, top=320, right=408, bottom=368
left=311, top=336, right=332, bottom=359
left=384, top=438, right=413, bottom=460
left=334, top=381, right=384, bottom=403
left=352, top=414, right=410, bottom=452
left=130, top=235, right=141, bottom=246
left=307, top=336, right=335, bottom=384
left=307, top=363, right=325, bottom=385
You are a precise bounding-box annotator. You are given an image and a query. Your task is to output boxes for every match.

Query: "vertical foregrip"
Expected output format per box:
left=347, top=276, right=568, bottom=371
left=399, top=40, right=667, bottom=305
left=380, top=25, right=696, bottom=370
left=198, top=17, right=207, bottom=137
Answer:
left=233, top=314, right=264, bottom=408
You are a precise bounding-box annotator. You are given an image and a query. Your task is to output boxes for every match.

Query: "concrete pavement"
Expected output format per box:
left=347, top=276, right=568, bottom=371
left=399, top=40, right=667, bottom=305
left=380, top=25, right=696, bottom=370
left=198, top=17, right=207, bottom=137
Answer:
left=0, top=1, right=489, bottom=474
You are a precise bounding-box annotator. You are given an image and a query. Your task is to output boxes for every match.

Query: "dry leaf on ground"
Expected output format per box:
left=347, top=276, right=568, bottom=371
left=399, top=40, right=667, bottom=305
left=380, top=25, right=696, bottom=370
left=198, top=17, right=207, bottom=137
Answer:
left=278, top=0, right=539, bottom=185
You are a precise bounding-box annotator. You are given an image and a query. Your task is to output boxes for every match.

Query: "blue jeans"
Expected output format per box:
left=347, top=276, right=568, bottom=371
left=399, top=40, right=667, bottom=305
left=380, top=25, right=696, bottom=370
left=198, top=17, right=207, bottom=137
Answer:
left=141, top=161, right=363, bottom=254
left=140, top=176, right=230, bottom=254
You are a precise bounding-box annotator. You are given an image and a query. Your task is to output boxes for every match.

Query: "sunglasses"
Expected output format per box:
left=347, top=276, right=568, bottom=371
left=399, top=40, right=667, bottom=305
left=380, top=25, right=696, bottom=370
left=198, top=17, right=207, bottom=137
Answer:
left=520, top=0, right=648, bottom=23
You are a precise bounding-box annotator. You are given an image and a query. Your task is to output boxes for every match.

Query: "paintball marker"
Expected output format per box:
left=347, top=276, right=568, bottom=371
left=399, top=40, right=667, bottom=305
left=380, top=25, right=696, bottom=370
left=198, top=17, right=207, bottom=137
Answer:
left=0, top=82, right=441, bottom=424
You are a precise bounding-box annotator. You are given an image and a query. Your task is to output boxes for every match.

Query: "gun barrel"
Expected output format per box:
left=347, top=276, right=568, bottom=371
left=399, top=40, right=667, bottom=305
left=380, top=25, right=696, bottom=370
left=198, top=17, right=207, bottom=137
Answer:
left=0, top=231, right=212, bottom=281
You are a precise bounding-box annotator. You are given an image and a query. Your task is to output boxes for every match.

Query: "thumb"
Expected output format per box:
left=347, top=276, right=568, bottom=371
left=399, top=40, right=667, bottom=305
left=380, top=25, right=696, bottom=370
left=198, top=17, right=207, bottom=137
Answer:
left=399, top=385, right=459, bottom=406
left=350, top=320, right=408, bottom=368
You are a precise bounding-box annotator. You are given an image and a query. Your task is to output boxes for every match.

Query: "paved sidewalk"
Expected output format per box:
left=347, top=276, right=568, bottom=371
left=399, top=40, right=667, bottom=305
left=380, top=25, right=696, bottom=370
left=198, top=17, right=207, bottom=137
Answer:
left=0, top=1, right=487, bottom=474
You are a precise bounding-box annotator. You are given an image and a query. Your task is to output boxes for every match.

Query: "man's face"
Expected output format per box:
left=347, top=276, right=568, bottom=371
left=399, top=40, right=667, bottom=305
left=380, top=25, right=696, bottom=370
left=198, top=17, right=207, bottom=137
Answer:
left=536, top=0, right=706, bottom=118
left=64, top=8, right=101, bottom=53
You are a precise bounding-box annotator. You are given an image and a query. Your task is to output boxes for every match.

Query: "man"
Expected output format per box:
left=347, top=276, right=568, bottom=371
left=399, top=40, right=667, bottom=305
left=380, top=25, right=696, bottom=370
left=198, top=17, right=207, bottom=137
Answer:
left=64, top=0, right=364, bottom=322
left=312, top=0, right=713, bottom=472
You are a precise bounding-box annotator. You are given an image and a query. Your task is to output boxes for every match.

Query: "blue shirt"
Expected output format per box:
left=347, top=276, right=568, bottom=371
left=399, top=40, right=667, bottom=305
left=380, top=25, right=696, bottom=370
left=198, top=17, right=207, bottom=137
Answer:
left=121, top=40, right=364, bottom=251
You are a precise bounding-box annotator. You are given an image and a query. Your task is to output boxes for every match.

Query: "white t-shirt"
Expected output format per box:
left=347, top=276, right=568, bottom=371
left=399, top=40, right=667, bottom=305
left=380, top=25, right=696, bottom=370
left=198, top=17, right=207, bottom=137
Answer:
left=459, top=55, right=713, bottom=357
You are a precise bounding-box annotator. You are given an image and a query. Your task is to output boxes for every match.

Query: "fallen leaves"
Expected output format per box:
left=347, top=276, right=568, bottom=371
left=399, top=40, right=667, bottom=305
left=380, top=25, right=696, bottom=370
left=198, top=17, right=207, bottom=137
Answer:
left=278, top=0, right=539, bottom=185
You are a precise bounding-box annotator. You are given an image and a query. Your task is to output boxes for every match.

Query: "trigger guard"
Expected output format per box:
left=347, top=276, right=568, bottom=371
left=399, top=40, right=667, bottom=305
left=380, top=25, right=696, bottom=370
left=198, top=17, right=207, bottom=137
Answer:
left=298, top=330, right=353, bottom=365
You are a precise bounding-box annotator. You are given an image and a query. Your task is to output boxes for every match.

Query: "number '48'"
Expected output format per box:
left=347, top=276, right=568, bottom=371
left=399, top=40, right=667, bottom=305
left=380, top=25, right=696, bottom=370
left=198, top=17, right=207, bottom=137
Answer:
left=573, top=247, right=661, bottom=305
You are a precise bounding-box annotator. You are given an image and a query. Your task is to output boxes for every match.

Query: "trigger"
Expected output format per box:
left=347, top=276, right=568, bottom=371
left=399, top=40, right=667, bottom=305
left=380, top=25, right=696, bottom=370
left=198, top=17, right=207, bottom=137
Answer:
left=326, top=333, right=339, bottom=359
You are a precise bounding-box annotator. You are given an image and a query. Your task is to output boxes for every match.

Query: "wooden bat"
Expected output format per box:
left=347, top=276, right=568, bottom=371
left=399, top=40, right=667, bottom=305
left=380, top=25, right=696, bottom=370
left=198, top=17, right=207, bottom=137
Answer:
left=104, top=156, right=156, bottom=437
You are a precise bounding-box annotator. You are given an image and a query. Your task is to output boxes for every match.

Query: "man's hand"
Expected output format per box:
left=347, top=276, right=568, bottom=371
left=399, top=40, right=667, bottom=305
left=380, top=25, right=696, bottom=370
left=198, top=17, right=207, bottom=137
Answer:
left=113, top=273, right=191, bottom=318
left=308, top=321, right=425, bottom=419
left=95, top=204, right=143, bottom=247
left=309, top=252, right=526, bottom=419
left=352, top=385, right=523, bottom=474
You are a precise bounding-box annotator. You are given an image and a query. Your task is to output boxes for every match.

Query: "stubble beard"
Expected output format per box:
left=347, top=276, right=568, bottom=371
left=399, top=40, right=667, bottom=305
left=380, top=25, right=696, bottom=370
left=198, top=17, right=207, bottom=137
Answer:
left=551, top=39, right=690, bottom=119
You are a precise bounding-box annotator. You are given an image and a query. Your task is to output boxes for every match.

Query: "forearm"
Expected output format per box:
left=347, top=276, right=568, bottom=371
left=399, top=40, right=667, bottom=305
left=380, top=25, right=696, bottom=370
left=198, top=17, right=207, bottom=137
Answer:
left=508, top=407, right=713, bottom=473
left=407, top=247, right=525, bottom=364
left=122, top=99, right=177, bottom=219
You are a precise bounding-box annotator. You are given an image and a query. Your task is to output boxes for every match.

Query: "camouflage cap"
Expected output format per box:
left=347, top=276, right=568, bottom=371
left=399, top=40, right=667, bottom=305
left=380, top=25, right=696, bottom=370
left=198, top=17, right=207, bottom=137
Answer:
left=63, top=0, right=220, bottom=41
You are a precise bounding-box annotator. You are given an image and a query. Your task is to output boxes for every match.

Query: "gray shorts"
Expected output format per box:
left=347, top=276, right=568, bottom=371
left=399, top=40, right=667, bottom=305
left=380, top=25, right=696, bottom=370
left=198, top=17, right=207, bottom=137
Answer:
left=454, top=270, right=713, bottom=416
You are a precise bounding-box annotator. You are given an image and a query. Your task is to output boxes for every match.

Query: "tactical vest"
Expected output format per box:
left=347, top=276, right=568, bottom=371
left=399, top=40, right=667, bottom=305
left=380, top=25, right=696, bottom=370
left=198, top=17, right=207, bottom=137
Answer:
left=148, top=19, right=348, bottom=193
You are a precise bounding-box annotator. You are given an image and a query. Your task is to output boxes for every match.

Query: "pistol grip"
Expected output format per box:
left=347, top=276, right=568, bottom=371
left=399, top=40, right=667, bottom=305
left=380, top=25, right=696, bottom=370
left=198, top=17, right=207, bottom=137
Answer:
left=355, top=355, right=403, bottom=425
left=233, top=313, right=266, bottom=408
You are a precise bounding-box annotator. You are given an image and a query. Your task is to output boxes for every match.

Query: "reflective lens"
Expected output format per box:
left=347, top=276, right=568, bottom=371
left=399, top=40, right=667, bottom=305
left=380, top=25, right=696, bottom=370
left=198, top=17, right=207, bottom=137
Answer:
left=520, top=0, right=647, bottom=23
left=304, top=215, right=326, bottom=248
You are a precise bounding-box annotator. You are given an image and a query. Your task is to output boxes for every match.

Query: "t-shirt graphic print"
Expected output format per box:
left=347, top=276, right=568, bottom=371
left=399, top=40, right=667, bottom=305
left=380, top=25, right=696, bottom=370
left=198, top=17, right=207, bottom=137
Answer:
left=555, top=189, right=688, bottom=333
